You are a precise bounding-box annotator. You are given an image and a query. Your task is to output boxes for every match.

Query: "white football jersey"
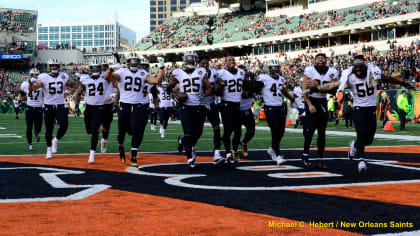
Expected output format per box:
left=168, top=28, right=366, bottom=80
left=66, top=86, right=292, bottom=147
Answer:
left=158, top=87, right=173, bottom=108
left=340, top=64, right=381, bottom=107
left=80, top=74, right=107, bottom=106
left=217, top=68, right=245, bottom=103
left=304, top=66, right=339, bottom=99
left=13, top=99, right=19, bottom=108
left=21, top=81, right=43, bottom=107
left=240, top=97, right=253, bottom=111
left=115, top=68, right=148, bottom=104
left=139, top=82, right=154, bottom=105
left=201, top=68, right=217, bottom=104
left=172, top=68, right=207, bottom=106
left=293, top=86, right=304, bottom=109
left=38, top=72, right=69, bottom=105
left=101, top=72, right=114, bottom=105
left=257, top=74, right=285, bottom=106
left=149, top=93, right=155, bottom=108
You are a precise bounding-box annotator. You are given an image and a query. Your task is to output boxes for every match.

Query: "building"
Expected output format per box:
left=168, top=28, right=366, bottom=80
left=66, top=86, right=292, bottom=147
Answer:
left=36, top=21, right=136, bottom=53
left=149, top=0, right=202, bottom=32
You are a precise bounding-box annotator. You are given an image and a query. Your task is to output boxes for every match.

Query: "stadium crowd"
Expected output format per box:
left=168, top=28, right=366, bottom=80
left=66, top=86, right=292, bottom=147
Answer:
left=0, top=9, right=37, bottom=33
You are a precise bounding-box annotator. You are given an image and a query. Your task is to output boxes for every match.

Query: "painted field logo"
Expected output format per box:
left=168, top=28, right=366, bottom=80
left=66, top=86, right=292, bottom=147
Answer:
left=127, top=158, right=420, bottom=191
left=0, top=167, right=110, bottom=203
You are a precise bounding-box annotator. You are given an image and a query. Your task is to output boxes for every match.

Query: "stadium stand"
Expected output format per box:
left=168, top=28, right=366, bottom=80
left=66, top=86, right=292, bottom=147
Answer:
left=136, top=0, right=419, bottom=51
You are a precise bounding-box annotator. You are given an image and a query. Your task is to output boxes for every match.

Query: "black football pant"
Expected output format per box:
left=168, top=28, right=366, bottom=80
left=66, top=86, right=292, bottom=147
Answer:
left=303, top=98, right=328, bottom=158
left=102, top=103, right=114, bottom=140
left=84, top=105, right=104, bottom=151
left=202, top=103, right=221, bottom=150
left=180, top=105, right=205, bottom=160
left=118, top=103, right=149, bottom=155
left=150, top=108, right=158, bottom=125
left=220, top=101, right=242, bottom=153
left=265, top=106, right=286, bottom=156
left=353, top=106, right=376, bottom=159
left=398, top=109, right=407, bottom=130
left=44, top=104, right=68, bottom=147
left=344, top=113, right=353, bottom=128
left=239, top=109, right=255, bottom=145
left=159, top=107, right=172, bottom=129
left=25, top=106, right=43, bottom=145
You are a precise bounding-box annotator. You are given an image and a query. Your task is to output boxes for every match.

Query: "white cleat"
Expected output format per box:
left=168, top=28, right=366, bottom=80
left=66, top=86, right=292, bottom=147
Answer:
left=101, top=139, right=108, bottom=153
left=88, top=151, right=95, bottom=163
left=213, top=150, right=224, bottom=164
left=160, top=128, right=165, bottom=138
left=28, top=144, right=33, bottom=151
left=46, top=147, right=52, bottom=159
left=188, top=156, right=196, bottom=168
left=276, top=155, right=285, bottom=166
left=358, top=160, right=367, bottom=174
left=348, top=140, right=356, bottom=160
left=267, top=147, right=276, bottom=161
left=52, top=137, right=58, bottom=153
left=151, top=124, right=156, bottom=131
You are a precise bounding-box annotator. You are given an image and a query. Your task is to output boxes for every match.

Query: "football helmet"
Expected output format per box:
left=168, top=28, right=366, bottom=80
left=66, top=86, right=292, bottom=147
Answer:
left=29, top=68, right=40, bottom=77
left=266, top=59, right=280, bottom=78
left=126, top=52, right=139, bottom=72
left=47, top=58, right=60, bottom=73
left=183, top=51, right=197, bottom=70
left=89, top=59, right=101, bottom=78
left=139, top=56, right=149, bottom=70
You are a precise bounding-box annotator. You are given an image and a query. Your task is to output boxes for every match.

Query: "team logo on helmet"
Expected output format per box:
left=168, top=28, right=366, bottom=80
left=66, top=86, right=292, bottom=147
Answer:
left=330, top=74, right=334, bottom=79
left=141, top=72, right=145, bottom=76
left=198, top=71, right=203, bottom=75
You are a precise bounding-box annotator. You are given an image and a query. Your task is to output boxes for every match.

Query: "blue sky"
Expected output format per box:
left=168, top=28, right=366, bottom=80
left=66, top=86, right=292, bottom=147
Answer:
left=0, top=0, right=150, bottom=40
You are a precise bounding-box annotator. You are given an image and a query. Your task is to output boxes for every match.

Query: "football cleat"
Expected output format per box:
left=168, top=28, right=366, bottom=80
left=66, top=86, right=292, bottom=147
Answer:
left=177, top=136, right=183, bottom=153
left=316, top=159, right=327, bottom=169
left=151, top=124, right=156, bottom=131
left=276, top=155, right=285, bottom=166
left=187, top=156, right=196, bottom=169
left=119, top=146, right=126, bottom=164
left=348, top=140, right=356, bottom=160
left=52, top=137, right=58, bottom=153
left=160, top=127, right=165, bottom=138
left=101, top=139, right=108, bottom=153
left=46, top=147, right=52, bottom=159
left=241, top=143, right=248, bottom=157
left=232, top=151, right=240, bottom=162
left=302, top=153, right=310, bottom=167
left=130, top=156, right=138, bottom=167
left=88, top=152, right=95, bottom=164
left=227, top=152, right=238, bottom=164
left=28, top=144, right=33, bottom=151
left=358, top=160, right=367, bottom=174
left=267, top=147, right=276, bottom=161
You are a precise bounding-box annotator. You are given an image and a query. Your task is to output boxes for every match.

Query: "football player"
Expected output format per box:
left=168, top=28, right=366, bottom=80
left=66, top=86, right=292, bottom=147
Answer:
left=198, top=55, right=223, bottom=163
left=157, top=80, right=173, bottom=138
left=238, top=65, right=256, bottom=158
left=105, top=52, right=165, bottom=167
left=19, top=68, right=43, bottom=151
left=29, top=58, right=80, bottom=159
left=74, top=59, right=107, bottom=163
left=337, top=55, right=414, bottom=173
left=215, top=56, right=246, bottom=163
left=100, top=57, right=118, bottom=153
left=167, top=51, right=212, bottom=168
left=302, top=53, right=339, bottom=168
left=254, top=60, right=295, bottom=165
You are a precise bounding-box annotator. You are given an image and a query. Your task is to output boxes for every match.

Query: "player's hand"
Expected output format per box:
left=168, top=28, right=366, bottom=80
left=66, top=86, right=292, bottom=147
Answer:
left=157, top=57, right=165, bottom=68
left=309, top=105, right=317, bottom=114
left=111, top=63, right=121, bottom=70
left=30, top=78, right=37, bottom=84
left=113, top=51, right=120, bottom=63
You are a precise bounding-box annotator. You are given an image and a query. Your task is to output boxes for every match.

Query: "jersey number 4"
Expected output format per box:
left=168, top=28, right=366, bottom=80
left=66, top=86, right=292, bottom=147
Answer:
left=87, top=83, right=104, bottom=96
left=355, top=82, right=374, bottom=97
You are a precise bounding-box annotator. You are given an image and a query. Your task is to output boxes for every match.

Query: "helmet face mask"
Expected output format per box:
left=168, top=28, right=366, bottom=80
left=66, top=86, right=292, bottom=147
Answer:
left=183, top=52, right=197, bottom=70
left=129, top=58, right=139, bottom=72
left=161, top=80, right=169, bottom=89
left=29, top=68, right=40, bottom=78
left=267, top=59, right=280, bottom=78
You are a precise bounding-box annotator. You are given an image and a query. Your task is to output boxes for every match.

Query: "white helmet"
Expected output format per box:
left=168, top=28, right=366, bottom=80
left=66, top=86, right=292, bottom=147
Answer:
left=183, top=51, right=197, bottom=70
left=89, top=59, right=101, bottom=77
left=139, top=56, right=149, bottom=70
left=29, top=68, right=40, bottom=76
left=266, top=59, right=280, bottom=78
left=126, top=52, right=139, bottom=72
left=47, top=58, right=60, bottom=73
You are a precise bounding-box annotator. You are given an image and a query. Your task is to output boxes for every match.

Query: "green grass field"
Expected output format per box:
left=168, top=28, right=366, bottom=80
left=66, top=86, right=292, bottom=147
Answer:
left=0, top=113, right=419, bottom=155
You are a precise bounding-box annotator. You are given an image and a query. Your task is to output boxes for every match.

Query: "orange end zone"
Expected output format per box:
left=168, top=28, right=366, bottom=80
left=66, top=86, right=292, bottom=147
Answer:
left=325, top=145, right=420, bottom=154
left=0, top=189, right=359, bottom=235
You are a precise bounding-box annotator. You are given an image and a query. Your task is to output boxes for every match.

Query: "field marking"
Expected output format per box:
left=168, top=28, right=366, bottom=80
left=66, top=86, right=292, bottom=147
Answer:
left=0, top=167, right=110, bottom=203
left=128, top=158, right=420, bottom=191
left=0, top=134, right=22, bottom=138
